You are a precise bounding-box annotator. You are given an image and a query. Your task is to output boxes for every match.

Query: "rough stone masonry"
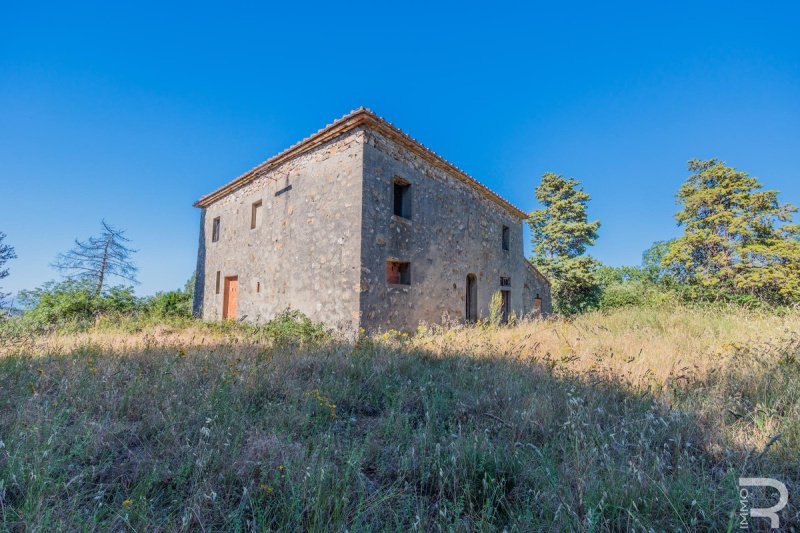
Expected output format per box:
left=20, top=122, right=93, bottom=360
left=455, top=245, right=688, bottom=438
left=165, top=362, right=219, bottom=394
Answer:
left=193, top=108, right=551, bottom=332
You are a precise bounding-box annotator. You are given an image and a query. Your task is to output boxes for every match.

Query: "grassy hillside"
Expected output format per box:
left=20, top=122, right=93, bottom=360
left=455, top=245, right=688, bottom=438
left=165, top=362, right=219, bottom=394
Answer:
left=1, top=306, right=798, bottom=530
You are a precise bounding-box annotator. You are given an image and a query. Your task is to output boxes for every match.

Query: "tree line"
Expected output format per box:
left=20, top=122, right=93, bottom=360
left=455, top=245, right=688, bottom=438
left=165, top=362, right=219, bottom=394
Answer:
left=0, top=222, right=193, bottom=329
left=529, top=158, right=800, bottom=313
left=1, top=157, right=798, bottom=326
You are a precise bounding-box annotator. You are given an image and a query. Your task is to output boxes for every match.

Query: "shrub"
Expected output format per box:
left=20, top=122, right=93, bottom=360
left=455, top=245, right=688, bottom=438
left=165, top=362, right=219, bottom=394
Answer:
left=16, top=279, right=141, bottom=329
left=258, top=309, right=329, bottom=344
left=595, top=264, right=681, bottom=310
left=146, top=289, right=193, bottom=318
left=488, top=291, right=503, bottom=327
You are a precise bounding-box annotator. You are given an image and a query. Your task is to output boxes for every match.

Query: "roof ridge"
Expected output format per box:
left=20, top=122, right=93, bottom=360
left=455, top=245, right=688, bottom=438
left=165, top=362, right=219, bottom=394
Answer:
left=194, top=108, right=528, bottom=219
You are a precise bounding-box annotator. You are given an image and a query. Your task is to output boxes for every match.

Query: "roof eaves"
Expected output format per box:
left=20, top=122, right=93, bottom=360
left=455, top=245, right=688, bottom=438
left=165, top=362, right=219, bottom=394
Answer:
left=525, top=260, right=551, bottom=286
left=194, top=107, right=529, bottom=220
left=193, top=108, right=371, bottom=208
left=361, top=112, right=527, bottom=219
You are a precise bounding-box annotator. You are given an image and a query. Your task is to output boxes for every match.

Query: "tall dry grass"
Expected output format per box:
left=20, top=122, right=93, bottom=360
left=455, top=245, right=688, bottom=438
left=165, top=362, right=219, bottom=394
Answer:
left=0, top=305, right=797, bottom=530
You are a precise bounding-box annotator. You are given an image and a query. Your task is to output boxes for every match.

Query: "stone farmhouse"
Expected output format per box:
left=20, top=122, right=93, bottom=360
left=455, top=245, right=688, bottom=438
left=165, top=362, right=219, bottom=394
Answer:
left=192, top=108, right=551, bottom=331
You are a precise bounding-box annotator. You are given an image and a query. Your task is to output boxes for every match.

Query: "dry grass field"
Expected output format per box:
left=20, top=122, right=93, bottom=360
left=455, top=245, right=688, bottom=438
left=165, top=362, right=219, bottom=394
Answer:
left=1, top=305, right=798, bottom=531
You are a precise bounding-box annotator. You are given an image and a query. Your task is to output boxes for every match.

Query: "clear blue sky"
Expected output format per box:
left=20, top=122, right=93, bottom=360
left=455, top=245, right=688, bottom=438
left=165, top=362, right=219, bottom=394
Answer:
left=2, top=1, right=799, bottom=297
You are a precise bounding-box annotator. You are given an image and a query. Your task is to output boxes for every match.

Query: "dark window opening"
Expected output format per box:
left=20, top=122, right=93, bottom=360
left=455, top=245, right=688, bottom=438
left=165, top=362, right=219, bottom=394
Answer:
left=212, top=217, right=221, bottom=242
left=386, top=260, right=411, bottom=285
left=215, top=271, right=221, bottom=294
left=502, top=225, right=510, bottom=251
left=251, top=200, right=262, bottom=229
left=256, top=281, right=261, bottom=293
left=393, top=178, right=411, bottom=219
left=466, top=273, right=477, bottom=322
left=500, top=276, right=511, bottom=287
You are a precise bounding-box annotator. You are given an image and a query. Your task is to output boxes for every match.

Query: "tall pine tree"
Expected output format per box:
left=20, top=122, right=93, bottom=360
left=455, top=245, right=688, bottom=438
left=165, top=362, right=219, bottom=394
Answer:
left=528, top=172, right=601, bottom=314
left=663, top=159, right=800, bottom=303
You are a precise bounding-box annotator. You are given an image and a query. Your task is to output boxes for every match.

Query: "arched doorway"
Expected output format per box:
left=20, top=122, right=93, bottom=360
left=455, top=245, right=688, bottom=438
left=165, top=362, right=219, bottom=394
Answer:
left=466, top=274, right=477, bottom=322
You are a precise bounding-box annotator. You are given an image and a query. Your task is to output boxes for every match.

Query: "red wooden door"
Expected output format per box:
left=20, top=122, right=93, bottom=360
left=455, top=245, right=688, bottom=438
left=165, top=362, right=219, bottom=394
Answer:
left=223, top=276, right=238, bottom=319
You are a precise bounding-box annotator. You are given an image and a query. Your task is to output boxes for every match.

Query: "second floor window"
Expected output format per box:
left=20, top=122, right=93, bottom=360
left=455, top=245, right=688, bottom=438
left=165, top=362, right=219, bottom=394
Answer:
left=393, top=178, right=411, bottom=219
left=502, top=225, right=510, bottom=251
left=251, top=200, right=262, bottom=229
left=212, top=217, right=221, bottom=242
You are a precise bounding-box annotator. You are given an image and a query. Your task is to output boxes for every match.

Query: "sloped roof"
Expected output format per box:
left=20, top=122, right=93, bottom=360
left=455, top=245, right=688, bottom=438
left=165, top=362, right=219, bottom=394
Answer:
left=525, top=260, right=552, bottom=287
left=194, top=107, right=528, bottom=219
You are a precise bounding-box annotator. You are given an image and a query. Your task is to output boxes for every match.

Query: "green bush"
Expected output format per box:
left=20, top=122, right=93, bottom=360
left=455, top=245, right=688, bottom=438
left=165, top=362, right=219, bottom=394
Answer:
left=595, top=264, right=681, bottom=310
left=257, top=309, right=329, bottom=344
left=599, top=281, right=648, bottom=308
left=146, top=290, right=193, bottom=318
left=1, top=275, right=331, bottom=346
left=488, top=291, right=503, bottom=327
left=17, top=279, right=140, bottom=327
left=598, top=281, right=677, bottom=310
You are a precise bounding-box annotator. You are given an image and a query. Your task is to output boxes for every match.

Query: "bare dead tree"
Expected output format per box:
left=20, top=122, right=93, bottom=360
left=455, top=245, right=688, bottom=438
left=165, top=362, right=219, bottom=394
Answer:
left=0, top=232, right=17, bottom=306
left=52, top=220, right=138, bottom=295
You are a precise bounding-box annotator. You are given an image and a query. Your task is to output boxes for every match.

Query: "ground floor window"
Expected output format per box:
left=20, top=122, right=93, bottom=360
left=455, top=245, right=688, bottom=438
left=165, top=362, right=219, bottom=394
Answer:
left=386, top=260, right=411, bottom=285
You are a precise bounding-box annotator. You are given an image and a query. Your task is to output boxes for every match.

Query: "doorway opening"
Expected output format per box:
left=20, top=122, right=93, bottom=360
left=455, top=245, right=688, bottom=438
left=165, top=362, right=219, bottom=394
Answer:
left=500, top=289, right=510, bottom=324
left=223, top=276, right=238, bottom=320
left=466, top=273, right=477, bottom=322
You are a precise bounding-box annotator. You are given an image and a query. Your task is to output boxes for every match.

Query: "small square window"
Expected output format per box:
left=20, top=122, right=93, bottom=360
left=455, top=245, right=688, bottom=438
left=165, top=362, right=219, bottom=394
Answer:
left=386, top=260, right=411, bottom=285
left=212, top=217, right=221, bottom=242
left=393, top=178, right=411, bottom=219
left=251, top=200, right=262, bottom=229
left=502, top=225, right=510, bottom=251
left=500, top=276, right=511, bottom=287
left=215, top=271, right=221, bottom=294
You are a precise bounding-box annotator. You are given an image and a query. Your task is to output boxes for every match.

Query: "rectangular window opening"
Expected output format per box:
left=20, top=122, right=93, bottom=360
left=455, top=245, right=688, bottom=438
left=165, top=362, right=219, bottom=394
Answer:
left=256, top=281, right=261, bottom=293
left=386, top=260, right=411, bottom=285
left=212, top=217, right=221, bottom=242
left=393, top=178, right=411, bottom=219
left=500, top=276, right=511, bottom=287
left=251, top=200, right=262, bottom=229
left=215, top=271, right=221, bottom=294
left=502, top=225, right=510, bottom=251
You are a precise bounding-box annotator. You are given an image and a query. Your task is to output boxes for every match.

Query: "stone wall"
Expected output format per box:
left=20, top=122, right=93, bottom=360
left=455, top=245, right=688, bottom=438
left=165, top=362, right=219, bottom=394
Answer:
left=194, top=130, right=364, bottom=330
left=359, top=129, right=551, bottom=331
left=193, top=123, right=552, bottom=333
